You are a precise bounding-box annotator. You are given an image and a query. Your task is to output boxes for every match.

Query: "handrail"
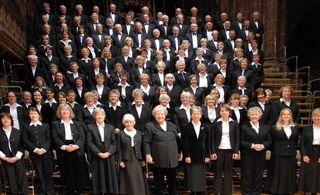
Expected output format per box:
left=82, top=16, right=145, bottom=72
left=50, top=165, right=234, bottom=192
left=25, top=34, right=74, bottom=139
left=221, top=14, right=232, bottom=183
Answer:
left=296, top=66, right=311, bottom=90
left=286, top=56, right=298, bottom=79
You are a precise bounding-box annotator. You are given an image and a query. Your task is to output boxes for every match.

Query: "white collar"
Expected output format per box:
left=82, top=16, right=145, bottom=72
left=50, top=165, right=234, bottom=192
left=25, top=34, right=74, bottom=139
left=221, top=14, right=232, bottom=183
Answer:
left=217, top=118, right=233, bottom=122
left=180, top=104, right=191, bottom=110
left=30, top=121, right=42, bottom=126
left=60, top=119, right=74, bottom=124
left=109, top=101, right=121, bottom=107
left=44, top=99, right=57, bottom=104
left=4, top=103, right=22, bottom=108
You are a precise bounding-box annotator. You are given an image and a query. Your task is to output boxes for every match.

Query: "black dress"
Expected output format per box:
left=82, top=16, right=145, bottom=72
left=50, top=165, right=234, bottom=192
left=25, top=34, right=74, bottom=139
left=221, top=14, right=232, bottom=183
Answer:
left=118, top=130, right=148, bottom=195
left=299, top=125, right=320, bottom=193
left=87, top=123, right=119, bottom=194
left=268, top=125, right=299, bottom=194
left=181, top=122, right=210, bottom=193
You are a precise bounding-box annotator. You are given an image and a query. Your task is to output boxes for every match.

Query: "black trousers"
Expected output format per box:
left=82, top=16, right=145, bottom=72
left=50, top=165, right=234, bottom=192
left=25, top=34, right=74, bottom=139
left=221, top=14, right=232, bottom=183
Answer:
left=241, top=152, right=266, bottom=195
left=153, top=167, right=177, bottom=195
left=214, top=149, right=234, bottom=195
left=2, top=159, right=28, bottom=194
left=30, top=155, right=54, bottom=195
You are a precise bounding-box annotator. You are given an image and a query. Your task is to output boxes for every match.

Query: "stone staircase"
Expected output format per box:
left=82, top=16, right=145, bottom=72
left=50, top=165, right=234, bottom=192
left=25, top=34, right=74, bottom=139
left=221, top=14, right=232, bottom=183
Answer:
left=263, top=60, right=314, bottom=127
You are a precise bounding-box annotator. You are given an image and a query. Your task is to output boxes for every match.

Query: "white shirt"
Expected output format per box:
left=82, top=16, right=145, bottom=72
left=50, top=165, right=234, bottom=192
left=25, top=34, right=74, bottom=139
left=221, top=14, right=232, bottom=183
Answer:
left=199, top=73, right=208, bottom=88
left=124, top=128, right=137, bottom=146
left=250, top=121, right=259, bottom=134
left=231, top=106, right=241, bottom=124
left=5, top=103, right=22, bottom=130
left=126, top=24, right=131, bottom=34
left=137, top=34, right=142, bottom=47
left=280, top=98, right=291, bottom=107
left=192, top=33, right=198, bottom=48
left=135, top=105, right=143, bottom=118
left=180, top=104, right=191, bottom=122
left=167, top=84, right=173, bottom=91
left=141, top=84, right=151, bottom=95
left=97, top=123, right=105, bottom=142
left=96, top=85, right=104, bottom=99
left=215, top=85, right=225, bottom=103
left=160, top=122, right=167, bottom=132
left=313, top=125, right=320, bottom=145
left=206, top=30, right=213, bottom=41
left=32, top=67, right=36, bottom=76
left=77, top=87, right=83, bottom=98
left=218, top=118, right=232, bottom=149
left=155, top=39, right=160, bottom=50
left=192, top=122, right=201, bottom=138
left=110, top=13, right=115, bottom=23
left=61, top=120, right=74, bottom=140
left=174, top=37, right=179, bottom=52
left=207, top=107, right=217, bottom=123
left=283, top=125, right=293, bottom=139
left=258, top=101, right=265, bottom=111
left=158, top=72, right=164, bottom=86
left=84, top=104, right=96, bottom=114
left=164, top=48, right=171, bottom=61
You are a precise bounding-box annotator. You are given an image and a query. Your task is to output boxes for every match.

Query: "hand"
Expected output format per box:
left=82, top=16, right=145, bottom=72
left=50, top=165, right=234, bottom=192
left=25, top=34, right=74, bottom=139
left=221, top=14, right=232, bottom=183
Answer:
left=97, top=153, right=107, bottom=159
left=146, top=154, right=154, bottom=164
left=318, top=158, right=320, bottom=164
left=141, top=161, right=146, bottom=167
left=119, top=161, right=125, bottom=168
left=114, top=128, right=121, bottom=134
left=178, top=153, right=183, bottom=161
left=210, top=154, right=217, bottom=160
left=303, top=156, right=310, bottom=164
left=232, top=153, right=239, bottom=160
left=185, top=157, right=191, bottom=164
left=105, top=152, right=111, bottom=158
left=204, top=157, right=210, bottom=164
left=35, top=149, right=44, bottom=155
left=7, top=157, right=19, bottom=164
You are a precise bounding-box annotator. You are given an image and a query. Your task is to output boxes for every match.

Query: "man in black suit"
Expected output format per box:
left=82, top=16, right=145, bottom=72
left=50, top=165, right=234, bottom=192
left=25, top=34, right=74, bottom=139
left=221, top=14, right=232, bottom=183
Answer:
left=117, top=46, right=135, bottom=73
left=150, top=29, right=164, bottom=51
left=40, top=2, right=56, bottom=26
left=219, top=20, right=232, bottom=42
left=24, top=55, right=47, bottom=91
left=104, top=18, right=115, bottom=36
left=168, top=26, right=182, bottom=53
left=106, top=3, right=122, bottom=25
left=232, top=12, right=244, bottom=36
left=142, top=14, right=155, bottom=38
left=111, top=24, right=128, bottom=54
left=174, top=14, right=189, bottom=38
left=224, top=29, right=237, bottom=53
left=185, top=23, right=202, bottom=53
left=92, top=24, right=107, bottom=51
left=87, top=13, right=101, bottom=36
left=74, top=4, right=88, bottom=25
left=91, top=5, right=105, bottom=24
left=170, top=7, right=183, bottom=26
left=56, top=4, right=72, bottom=26
left=240, top=19, right=253, bottom=42
left=173, top=60, right=190, bottom=90
left=130, top=22, right=147, bottom=49
left=215, top=12, right=229, bottom=31
left=122, top=14, right=134, bottom=35
left=208, top=30, right=220, bottom=53
left=251, top=11, right=264, bottom=49
left=158, top=14, right=172, bottom=39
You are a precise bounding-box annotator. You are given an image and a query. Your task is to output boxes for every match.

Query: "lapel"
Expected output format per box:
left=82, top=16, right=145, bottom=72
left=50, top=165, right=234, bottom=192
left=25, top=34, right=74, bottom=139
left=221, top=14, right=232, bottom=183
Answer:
left=58, top=123, right=66, bottom=138
left=0, top=129, right=8, bottom=142
left=154, top=121, right=168, bottom=132
left=93, top=124, right=102, bottom=142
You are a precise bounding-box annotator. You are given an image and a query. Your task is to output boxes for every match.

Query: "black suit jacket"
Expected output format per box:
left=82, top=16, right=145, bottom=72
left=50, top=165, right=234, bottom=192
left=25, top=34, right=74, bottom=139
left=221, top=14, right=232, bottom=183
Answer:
left=201, top=106, right=220, bottom=125
left=22, top=122, right=51, bottom=158
left=59, top=55, right=78, bottom=75
left=270, top=125, right=299, bottom=157
left=212, top=119, right=240, bottom=154
left=118, top=130, right=144, bottom=161
left=301, top=125, right=318, bottom=157
left=144, top=121, right=180, bottom=168
left=184, top=86, right=205, bottom=106
left=106, top=12, right=122, bottom=25
left=150, top=38, right=164, bottom=51
left=0, top=127, right=24, bottom=157
left=174, top=72, right=191, bottom=89
left=168, top=35, right=183, bottom=52
left=174, top=106, right=191, bottom=130
left=111, top=33, right=128, bottom=50
left=23, top=66, right=47, bottom=90
left=231, top=88, right=253, bottom=101
left=51, top=120, right=86, bottom=155
left=116, top=84, right=134, bottom=108
left=152, top=73, right=166, bottom=87
left=117, top=55, right=135, bottom=72
left=129, top=104, right=152, bottom=132
left=92, top=33, right=107, bottom=50
left=181, top=122, right=210, bottom=163
left=271, top=100, right=300, bottom=125
left=87, top=123, right=117, bottom=157
left=41, top=55, right=60, bottom=72
left=231, top=108, right=248, bottom=126
left=143, top=23, right=156, bottom=38
left=233, top=69, right=253, bottom=89
left=122, top=24, right=134, bottom=35
left=240, top=122, right=271, bottom=154
left=130, top=32, right=147, bottom=48
left=91, top=85, right=110, bottom=104
left=167, top=84, right=182, bottom=107
left=185, top=32, right=202, bottom=49
left=158, top=24, right=172, bottom=39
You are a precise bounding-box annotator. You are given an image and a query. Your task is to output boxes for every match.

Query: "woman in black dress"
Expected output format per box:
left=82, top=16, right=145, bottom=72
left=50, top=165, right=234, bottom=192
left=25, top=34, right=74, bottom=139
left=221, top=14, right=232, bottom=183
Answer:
left=299, top=108, right=320, bottom=194
left=211, top=104, right=240, bottom=195
left=0, top=112, right=28, bottom=194
left=87, top=107, right=119, bottom=194
left=144, top=105, right=180, bottom=195
left=119, top=114, right=148, bottom=195
left=22, top=107, right=54, bottom=194
left=51, top=103, right=89, bottom=195
left=181, top=106, right=210, bottom=194
left=268, top=108, right=299, bottom=194
left=240, top=106, right=272, bottom=195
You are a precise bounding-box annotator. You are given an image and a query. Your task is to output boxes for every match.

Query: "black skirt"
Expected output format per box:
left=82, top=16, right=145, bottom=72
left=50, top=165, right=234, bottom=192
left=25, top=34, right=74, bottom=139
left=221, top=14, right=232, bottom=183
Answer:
left=299, top=146, right=320, bottom=193
left=119, top=147, right=149, bottom=195
left=91, top=150, right=119, bottom=193
left=268, top=155, right=297, bottom=194
left=185, top=163, right=207, bottom=192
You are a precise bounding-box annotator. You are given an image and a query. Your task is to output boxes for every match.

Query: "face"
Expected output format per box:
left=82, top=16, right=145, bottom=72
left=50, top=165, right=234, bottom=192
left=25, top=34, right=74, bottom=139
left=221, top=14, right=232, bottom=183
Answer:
left=190, top=77, right=198, bottom=85
left=166, top=76, right=174, bottom=85
left=231, top=97, right=240, bottom=106
left=238, top=78, right=246, bottom=87
left=155, top=110, right=166, bottom=124
left=46, top=91, right=54, bottom=99
left=312, top=113, right=320, bottom=125
left=23, top=92, right=32, bottom=103
left=215, top=76, right=224, bottom=85
left=191, top=109, right=202, bottom=122
left=95, top=111, right=105, bottom=123
left=29, top=110, right=40, bottom=122
left=181, top=95, right=190, bottom=105
left=257, top=93, right=265, bottom=102
left=281, top=110, right=292, bottom=123
left=60, top=106, right=71, bottom=119
left=240, top=97, right=248, bottom=107
left=7, top=92, right=16, bottom=104
left=33, top=91, right=43, bottom=103
left=86, top=96, right=94, bottom=105
left=59, top=95, right=66, bottom=104
left=93, top=60, right=100, bottom=68
left=67, top=93, right=76, bottom=102
left=134, top=96, right=143, bottom=106
left=157, top=64, right=164, bottom=73
left=124, top=119, right=135, bottom=130
left=75, top=79, right=83, bottom=87
left=206, top=97, right=216, bottom=106
left=109, top=93, right=119, bottom=103
left=1, top=116, right=12, bottom=127
left=160, top=98, right=169, bottom=106
left=249, top=110, right=260, bottom=123
left=281, top=87, right=291, bottom=99
left=219, top=107, right=230, bottom=118
left=140, top=77, right=148, bottom=85
left=55, top=73, right=63, bottom=83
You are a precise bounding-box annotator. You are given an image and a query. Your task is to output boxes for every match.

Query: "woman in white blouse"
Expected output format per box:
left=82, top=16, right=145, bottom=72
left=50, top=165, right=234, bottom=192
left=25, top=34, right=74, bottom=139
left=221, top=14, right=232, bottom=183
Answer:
left=229, top=93, right=248, bottom=126
left=87, top=108, right=119, bottom=194
left=268, top=108, right=299, bottom=194
left=202, top=94, right=219, bottom=125
left=51, top=103, right=89, bottom=194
